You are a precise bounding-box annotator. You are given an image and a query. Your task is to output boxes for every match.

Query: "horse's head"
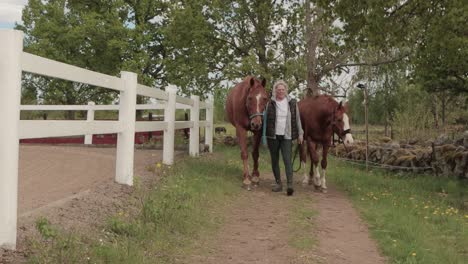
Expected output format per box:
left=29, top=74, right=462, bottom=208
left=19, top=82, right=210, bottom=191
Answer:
left=332, top=102, right=354, bottom=145
left=245, top=77, right=268, bottom=131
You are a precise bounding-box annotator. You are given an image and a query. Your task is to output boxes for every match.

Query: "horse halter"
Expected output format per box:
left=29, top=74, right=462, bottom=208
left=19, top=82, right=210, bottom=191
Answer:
left=248, top=112, right=264, bottom=120
left=331, top=108, right=351, bottom=140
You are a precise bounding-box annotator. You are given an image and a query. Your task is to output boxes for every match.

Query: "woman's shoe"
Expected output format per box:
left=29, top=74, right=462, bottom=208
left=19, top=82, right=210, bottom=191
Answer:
left=272, top=184, right=283, bottom=192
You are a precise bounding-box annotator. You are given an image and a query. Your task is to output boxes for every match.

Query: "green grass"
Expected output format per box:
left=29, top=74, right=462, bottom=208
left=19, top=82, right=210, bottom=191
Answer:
left=28, top=146, right=243, bottom=264
left=327, top=157, right=468, bottom=264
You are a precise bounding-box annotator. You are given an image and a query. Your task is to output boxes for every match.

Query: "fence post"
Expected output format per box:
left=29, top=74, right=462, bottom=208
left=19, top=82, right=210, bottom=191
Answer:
left=163, top=87, right=177, bottom=165
left=115, top=71, right=137, bottom=186
left=189, top=95, right=200, bottom=156
left=0, top=30, right=23, bottom=250
left=84, top=101, right=95, bottom=145
left=205, top=94, right=214, bottom=153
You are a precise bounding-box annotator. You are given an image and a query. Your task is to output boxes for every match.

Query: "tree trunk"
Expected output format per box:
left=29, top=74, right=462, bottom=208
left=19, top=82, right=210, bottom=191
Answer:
left=431, top=94, right=439, bottom=129
left=304, top=0, right=320, bottom=97
left=384, top=113, right=389, bottom=137
left=441, top=92, right=446, bottom=127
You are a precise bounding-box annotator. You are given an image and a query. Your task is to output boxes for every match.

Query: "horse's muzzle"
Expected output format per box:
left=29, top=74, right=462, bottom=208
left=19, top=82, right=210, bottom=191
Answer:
left=250, top=122, right=262, bottom=131
left=249, top=113, right=263, bottom=131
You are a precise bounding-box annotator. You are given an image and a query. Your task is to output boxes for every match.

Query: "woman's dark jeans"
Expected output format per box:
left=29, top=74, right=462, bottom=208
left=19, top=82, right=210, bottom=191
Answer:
left=267, top=135, right=293, bottom=187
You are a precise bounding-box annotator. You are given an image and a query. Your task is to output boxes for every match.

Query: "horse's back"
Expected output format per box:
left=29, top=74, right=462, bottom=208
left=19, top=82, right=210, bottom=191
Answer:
left=299, top=95, right=337, bottom=142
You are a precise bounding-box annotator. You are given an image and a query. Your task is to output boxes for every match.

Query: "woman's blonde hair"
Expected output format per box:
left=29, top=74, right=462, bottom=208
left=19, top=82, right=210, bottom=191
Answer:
left=272, top=80, right=289, bottom=97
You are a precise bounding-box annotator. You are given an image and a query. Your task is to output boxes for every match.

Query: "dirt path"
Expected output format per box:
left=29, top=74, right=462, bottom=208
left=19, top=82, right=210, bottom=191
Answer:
left=2, top=147, right=386, bottom=264
left=189, top=174, right=386, bottom=264
left=1, top=145, right=174, bottom=263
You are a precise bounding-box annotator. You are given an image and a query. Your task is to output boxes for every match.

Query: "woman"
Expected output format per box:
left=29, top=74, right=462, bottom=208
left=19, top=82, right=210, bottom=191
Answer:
left=262, top=80, right=303, bottom=196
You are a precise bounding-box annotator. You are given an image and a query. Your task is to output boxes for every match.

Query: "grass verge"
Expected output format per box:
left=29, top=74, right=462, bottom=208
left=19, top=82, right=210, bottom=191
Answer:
left=327, top=157, right=468, bottom=264
left=28, top=146, right=242, bottom=264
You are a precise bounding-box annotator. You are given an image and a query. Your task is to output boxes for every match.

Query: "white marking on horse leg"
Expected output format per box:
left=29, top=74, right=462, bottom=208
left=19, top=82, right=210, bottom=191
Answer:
left=321, top=168, right=327, bottom=192
left=242, top=160, right=251, bottom=186
left=343, top=113, right=354, bottom=144
left=313, top=166, right=321, bottom=187
left=301, top=161, right=309, bottom=185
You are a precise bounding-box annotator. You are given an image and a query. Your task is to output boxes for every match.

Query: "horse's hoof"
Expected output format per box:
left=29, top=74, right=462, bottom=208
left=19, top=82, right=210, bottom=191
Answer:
left=302, top=181, right=309, bottom=187
left=314, top=184, right=321, bottom=191
left=252, top=177, right=260, bottom=186
left=243, top=184, right=252, bottom=191
left=321, top=188, right=328, bottom=193
left=243, top=178, right=252, bottom=186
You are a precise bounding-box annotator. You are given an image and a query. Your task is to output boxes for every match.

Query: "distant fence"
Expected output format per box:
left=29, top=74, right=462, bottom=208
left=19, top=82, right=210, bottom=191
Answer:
left=0, top=30, right=213, bottom=249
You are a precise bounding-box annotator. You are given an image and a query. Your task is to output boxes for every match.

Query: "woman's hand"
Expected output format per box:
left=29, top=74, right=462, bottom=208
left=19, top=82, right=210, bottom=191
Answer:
left=297, top=135, right=303, bottom=145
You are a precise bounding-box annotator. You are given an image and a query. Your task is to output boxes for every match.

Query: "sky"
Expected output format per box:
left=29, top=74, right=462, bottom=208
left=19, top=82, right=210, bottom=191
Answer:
left=0, top=0, right=27, bottom=29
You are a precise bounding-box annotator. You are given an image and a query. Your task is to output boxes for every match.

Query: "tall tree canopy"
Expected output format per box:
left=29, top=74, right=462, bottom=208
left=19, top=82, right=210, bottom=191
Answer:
left=18, top=0, right=467, bottom=108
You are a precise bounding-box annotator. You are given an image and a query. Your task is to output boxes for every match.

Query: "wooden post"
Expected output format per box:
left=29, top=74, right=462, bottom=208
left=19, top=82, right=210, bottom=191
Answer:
left=364, top=87, right=369, bottom=171
left=163, top=87, right=177, bottom=165
left=115, top=71, right=137, bottom=186
left=189, top=95, right=200, bottom=156
left=205, top=94, right=214, bottom=153
left=148, top=112, right=153, bottom=140
left=84, top=101, right=95, bottom=145
left=0, top=30, right=23, bottom=250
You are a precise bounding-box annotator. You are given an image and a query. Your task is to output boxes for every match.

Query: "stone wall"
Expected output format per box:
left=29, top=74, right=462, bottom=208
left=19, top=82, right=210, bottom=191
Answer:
left=332, top=131, right=468, bottom=179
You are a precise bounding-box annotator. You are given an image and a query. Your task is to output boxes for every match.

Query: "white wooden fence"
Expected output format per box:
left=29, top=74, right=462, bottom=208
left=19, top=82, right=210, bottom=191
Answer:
left=0, top=30, right=214, bottom=249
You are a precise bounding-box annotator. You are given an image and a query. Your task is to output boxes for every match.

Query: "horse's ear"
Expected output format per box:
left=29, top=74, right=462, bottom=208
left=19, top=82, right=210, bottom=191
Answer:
left=261, top=78, right=266, bottom=88
left=338, top=101, right=343, bottom=110
left=249, top=77, right=255, bottom=87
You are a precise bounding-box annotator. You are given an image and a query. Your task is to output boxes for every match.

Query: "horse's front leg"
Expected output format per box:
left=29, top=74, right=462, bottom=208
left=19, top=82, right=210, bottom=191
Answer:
left=251, top=131, right=262, bottom=186
left=320, top=143, right=330, bottom=193
left=300, top=139, right=309, bottom=186
left=236, top=127, right=251, bottom=189
left=309, top=141, right=322, bottom=189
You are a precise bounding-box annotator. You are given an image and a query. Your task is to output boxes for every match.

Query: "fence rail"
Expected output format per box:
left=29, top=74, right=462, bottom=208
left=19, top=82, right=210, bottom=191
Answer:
left=0, top=30, right=214, bottom=249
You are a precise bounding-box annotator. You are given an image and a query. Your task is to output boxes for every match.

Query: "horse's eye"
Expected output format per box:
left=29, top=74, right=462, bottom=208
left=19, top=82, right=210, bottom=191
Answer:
left=263, top=97, right=268, bottom=101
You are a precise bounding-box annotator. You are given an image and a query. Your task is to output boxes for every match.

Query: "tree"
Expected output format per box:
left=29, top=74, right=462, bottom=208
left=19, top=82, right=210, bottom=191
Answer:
left=326, top=0, right=467, bottom=95
left=17, top=0, right=129, bottom=118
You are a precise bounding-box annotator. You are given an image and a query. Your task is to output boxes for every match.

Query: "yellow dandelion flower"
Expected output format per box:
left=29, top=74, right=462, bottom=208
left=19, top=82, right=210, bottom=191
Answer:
left=424, top=216, right=429, bottom=219
left=156, top=163, right=162, bottom=168
left=464, top=215, right=468, bottom=218
left=411, top=252, right=416, bottom=256
left=424, top=206, right=429, bottom=209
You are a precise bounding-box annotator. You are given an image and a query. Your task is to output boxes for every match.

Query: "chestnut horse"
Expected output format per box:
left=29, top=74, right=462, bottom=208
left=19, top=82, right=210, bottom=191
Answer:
left=226, top=76, right=268, bottom=189
left=299, top=95, right=354, bottom=193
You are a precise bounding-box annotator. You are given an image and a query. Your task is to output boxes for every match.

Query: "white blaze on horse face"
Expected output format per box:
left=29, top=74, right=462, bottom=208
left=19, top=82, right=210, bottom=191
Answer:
left=343, top=113, right=354, bottom=144
left=255, top=93, right=262, bottom=113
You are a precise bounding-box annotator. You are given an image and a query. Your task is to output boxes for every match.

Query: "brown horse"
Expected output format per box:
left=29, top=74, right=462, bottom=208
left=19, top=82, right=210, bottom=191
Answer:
left=226, top=76, right=268, bottom=189
left=299, top=95, right=354, bottom=193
